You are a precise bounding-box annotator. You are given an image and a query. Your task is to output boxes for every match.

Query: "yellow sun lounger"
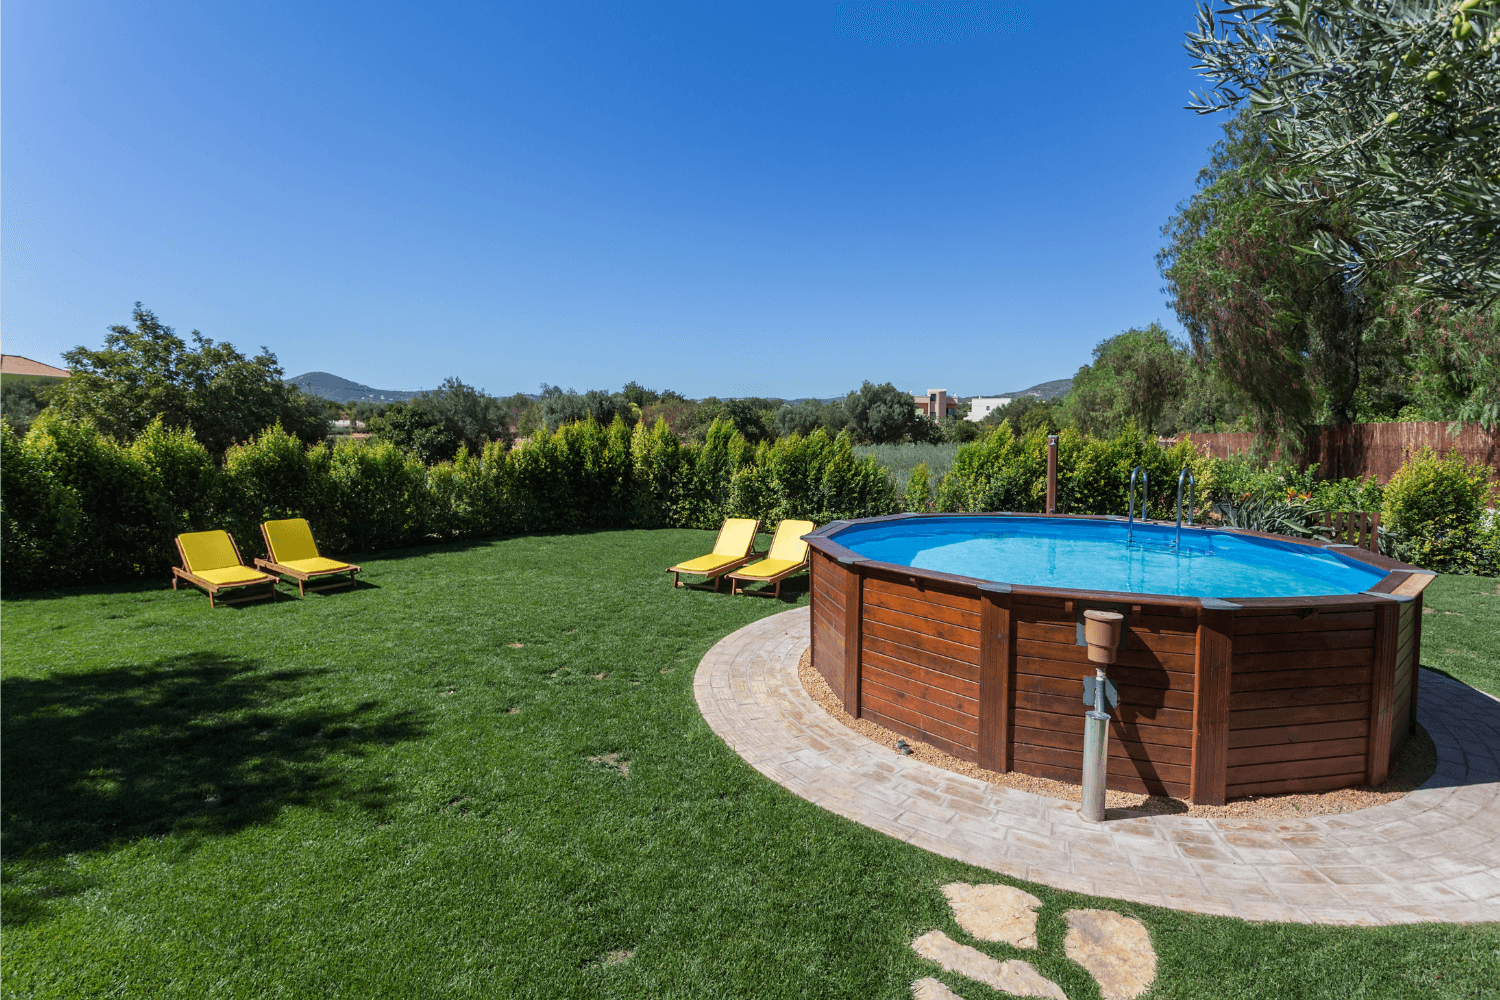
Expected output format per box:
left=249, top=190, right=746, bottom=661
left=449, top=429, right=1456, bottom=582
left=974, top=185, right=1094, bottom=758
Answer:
left=171, top=530, right=278, bottom=609
left=255, top=518, right=362, bottom=596
left=666, top=518, right=760, bottom=591
left=726, top=519, right=816, bottom=598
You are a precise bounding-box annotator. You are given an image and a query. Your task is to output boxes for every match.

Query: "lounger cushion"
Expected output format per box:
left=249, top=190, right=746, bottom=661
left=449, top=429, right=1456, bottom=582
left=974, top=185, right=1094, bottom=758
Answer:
left=712, top=518, right=759, bottom=557
left=280, top=556, right=355, bottom=575
left=671, top=553, right=742, bottom=574
left=263, top=518, right=321, bottom=563
left=197, top=565, right=273, bottom=586
left=178, top=530, right=244, bottom=573
left=767, top=520, right=815, bottom=563
left=732, top=557, right=803, bottom=580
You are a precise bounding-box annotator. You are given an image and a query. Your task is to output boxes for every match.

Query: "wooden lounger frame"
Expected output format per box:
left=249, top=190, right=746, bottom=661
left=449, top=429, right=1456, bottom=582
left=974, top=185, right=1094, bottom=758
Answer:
left=254, top=523, right=361, bottom=596
left=170, top=533, right=278, bottom=609
left=726, top=556, right=809, bottom=599
left=667, top=554, right=759, bottom=591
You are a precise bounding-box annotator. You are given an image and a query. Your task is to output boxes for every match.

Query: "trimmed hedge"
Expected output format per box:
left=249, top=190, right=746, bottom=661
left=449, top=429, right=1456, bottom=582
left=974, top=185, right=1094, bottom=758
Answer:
left=11, top=410, right=1484, bottom=593
left=0, top=415, right=898, bottom=593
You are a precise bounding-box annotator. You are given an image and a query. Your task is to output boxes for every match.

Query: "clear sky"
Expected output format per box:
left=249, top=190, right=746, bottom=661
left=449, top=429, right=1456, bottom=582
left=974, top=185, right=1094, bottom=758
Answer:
left=2, top=1, right=1227, bottom=400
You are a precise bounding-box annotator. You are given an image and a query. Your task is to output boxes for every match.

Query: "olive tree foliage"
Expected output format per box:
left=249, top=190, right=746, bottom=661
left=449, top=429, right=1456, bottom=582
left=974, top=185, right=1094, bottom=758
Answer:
left=1062, top=324, right=1190, bottom=436
left=1158, top=114, right=1410, bottom=447
left=843, top=381, right=919, bottom=444
left=47, top=303, right=329, bottom=456
left=1185, top=0, right=1500, bottom=304
left=367, top=377, right=513, bottom=464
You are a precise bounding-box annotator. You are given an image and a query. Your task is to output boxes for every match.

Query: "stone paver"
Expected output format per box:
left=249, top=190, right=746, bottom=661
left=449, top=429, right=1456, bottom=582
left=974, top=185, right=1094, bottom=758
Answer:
left=941, top=882, right=1041, bottom=948
left=1063, top=909, right=1156, bottom=999
left=694, top=607, right=1500, bottom=925
left=911, top=931, right=1066, bottom=998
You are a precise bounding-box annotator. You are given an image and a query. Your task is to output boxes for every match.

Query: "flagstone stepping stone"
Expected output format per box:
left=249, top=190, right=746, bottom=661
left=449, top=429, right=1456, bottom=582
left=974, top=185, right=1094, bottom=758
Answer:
left=911, top=977, right=964, bottom=1000
left=941, top=883, right=1042, bottom=949
left=911, top=931, right=1066, bottom=999
left=1063, top=909, right=1156, bottom=1000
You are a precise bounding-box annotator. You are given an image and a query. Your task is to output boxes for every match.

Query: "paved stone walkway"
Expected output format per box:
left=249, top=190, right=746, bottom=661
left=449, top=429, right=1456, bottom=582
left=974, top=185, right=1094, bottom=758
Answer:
left=695, top=607, right=1500, bottom=924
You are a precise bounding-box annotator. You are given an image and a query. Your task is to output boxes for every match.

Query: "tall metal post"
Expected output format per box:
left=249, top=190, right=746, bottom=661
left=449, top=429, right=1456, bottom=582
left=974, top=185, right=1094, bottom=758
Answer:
left=1046, top=435, right=1058, bottom=514
left=1080, top=609, right=1123, bottom=823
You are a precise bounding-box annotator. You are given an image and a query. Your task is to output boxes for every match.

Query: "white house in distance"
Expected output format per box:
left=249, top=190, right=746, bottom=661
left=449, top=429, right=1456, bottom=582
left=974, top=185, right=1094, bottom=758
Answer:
left=966, top=396, right=1012, bottom=422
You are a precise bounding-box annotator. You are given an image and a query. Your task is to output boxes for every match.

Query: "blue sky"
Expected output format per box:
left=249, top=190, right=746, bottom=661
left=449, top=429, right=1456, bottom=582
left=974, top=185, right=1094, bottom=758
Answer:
left=3, top=1, right=1226, bottom=399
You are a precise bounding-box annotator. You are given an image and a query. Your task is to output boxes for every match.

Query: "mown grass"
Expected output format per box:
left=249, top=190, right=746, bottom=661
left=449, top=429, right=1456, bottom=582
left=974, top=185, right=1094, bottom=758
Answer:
left=3, top=531, right=1497, bottom=999
left=1420, top=573, right=1500, bottom=699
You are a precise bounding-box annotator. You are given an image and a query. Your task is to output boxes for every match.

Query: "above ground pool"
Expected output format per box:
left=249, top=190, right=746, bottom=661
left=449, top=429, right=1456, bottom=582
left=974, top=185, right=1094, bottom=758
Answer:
left=832, top=515, right=1388, bottom=600
left=803, top=513, right=1433, bottom=805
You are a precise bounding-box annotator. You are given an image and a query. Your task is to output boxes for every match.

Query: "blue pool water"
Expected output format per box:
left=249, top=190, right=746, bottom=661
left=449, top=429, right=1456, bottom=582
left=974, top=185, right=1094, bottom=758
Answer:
left=834, top=517, right=1386, bottom=599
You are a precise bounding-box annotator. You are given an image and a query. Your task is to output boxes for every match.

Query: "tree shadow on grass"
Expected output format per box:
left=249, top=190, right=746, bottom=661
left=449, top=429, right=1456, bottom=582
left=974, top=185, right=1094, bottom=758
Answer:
left=1, top=652, right=427, bottom=925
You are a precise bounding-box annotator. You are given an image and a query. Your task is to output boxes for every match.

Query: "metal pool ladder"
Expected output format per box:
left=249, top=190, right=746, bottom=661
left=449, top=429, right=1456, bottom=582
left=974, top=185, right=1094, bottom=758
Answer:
left=1127, top=466, right=1148, bottom=544
left=1174, top=466, right=1195, bottom=552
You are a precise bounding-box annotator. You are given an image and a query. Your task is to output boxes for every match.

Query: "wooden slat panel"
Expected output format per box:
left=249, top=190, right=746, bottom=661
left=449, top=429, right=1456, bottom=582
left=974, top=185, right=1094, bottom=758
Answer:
left=1012, top=708, right=1196, bottom=748
left=1230, top=684, right=1372, bottom=712
left=1191, top=606, right=1233, bottom=806
left=1015, top=658, right=1193, bottom=693
left=1367, top=601, right=1399, bottom=785
left=1011, top=746, right=1190, bottom=797
left=1013, top=741, right=1193, bottom=786
left=1231, top=665, right=1371, bottom=693
left=862, top=663, right=978, bottom=718
left=1228, top=753, right=1367, bottom=785
left=1019, top=670, right=1195, bottom=712
left=1233, top=647, right=1374, bottom=672
left=1228, top=737, right=1369, bottom=768
left=862, top=675, right=977, bottom=734
left=1233, top=611, right=1375, bottom=635
left=860, top=703, right=978, bottom=761
left=1013, top=688, right=1195, bottom=731
left=862, top=585, right=980, bottom=629
left=977, top=590, right=1012, bottom=772
left=1014, top=637, right=1197, bottom=673
left=1018, top=619, right=1198, bottom=655
left=862, top=635, right=979, bottom=684
left=843, top=563, right=862, bottom=718
left=863, top=603, right=980, bottom=649
left=1230, top=700, right=1369, bottom=730
left=1228, top=771, right=1368, bottom=798
left=1227, top=718, right=1368, bottom=748
left=1233, top=629, right=1375, bottom=655
left=862, top=653, right=979, bottom=702
left=1013, top=724, right=1194, bottom=767
left=863, top=573, right=980, bottom=614
left=863, top=618, right=979, bottom=667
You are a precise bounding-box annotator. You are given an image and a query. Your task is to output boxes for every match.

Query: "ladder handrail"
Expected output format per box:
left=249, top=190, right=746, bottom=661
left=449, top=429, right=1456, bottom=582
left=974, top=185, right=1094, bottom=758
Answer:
left=1174, top=466, right=1195, bottom=551
left=1127, top=466, right=1148, bottom=544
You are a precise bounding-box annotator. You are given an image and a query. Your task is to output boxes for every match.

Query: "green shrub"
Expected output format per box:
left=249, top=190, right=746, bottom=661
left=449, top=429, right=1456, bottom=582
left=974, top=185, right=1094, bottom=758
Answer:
left=902, top=463, right=932, bottom=512
left=1380, top=448, right=1498, bottom=574
left=325, top=438, right=428, bottom=552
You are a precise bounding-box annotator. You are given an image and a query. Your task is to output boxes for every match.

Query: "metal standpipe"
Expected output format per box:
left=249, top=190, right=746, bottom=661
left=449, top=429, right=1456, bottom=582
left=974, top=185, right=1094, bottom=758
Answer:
left=1081, top=669, right=1110, bottom=823
left=1079, top=609, right=1124, bottom=824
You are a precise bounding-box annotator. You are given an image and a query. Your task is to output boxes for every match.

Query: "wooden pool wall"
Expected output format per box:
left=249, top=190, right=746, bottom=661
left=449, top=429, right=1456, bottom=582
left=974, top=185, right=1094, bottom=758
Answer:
left=805, top=514, right=1431, bottom=805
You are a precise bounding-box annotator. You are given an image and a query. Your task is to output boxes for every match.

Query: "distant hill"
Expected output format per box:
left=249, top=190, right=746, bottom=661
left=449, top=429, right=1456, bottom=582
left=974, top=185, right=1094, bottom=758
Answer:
left=286, top=372, right=423, bottom=404
left=995, top=378, right=1072, bottom=401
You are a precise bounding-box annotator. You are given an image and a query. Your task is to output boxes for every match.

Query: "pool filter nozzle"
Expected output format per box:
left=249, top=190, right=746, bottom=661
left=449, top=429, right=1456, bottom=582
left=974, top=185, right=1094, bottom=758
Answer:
left=1081, top=607, right=1121, bottom=823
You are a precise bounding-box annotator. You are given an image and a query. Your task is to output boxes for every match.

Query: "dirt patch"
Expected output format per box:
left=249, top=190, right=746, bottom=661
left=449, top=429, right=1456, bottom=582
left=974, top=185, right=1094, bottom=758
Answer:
left=588, top=753, right=630, bottom=777
left=797, top=649, right=1436, bottom=819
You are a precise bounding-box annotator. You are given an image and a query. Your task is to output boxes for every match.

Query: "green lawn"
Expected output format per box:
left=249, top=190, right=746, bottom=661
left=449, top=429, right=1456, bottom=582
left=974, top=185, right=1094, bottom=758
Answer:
left=3, top=531, right=1497, bottom=999
left=1420, top=573, right=1500, bottom=699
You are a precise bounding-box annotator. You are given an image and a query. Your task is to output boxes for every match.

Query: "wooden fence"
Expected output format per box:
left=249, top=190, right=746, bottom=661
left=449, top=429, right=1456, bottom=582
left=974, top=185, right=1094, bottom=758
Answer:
left=1165, top=422, right=1497, bottom=485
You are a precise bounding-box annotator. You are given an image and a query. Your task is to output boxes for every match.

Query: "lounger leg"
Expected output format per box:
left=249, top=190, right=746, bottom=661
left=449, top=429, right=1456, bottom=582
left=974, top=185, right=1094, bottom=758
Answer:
left=299, top=579, right=305, bottom=597
left=672, top=571, right=680, bottom=588
left=171, top=577, right=178, bottom=590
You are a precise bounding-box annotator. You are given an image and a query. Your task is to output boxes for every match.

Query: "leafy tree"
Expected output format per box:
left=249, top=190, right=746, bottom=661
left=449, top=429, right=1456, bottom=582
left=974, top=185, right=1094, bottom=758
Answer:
left=772, top=398, right=848, bottom=438
left=843, top=381, right=919, bottom=444
left=1383, top=288, right=1500, bottom=428
left=978, top=395, right=1062, bottom=438
left=1185, top=0, right=1500, bottom=304
left=416, top=378, right=512, bottom=453
left=47, top=303, right=328, bottom=456
left=1062, top=324, right=1189, bottom=436
left=537, top=385, right=635, bottom=431
left=1, top=381, right=51, bottom=434
left=366, top=403, right=463, bottom=465
left=1158, top=114, right=1409, bottom=448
